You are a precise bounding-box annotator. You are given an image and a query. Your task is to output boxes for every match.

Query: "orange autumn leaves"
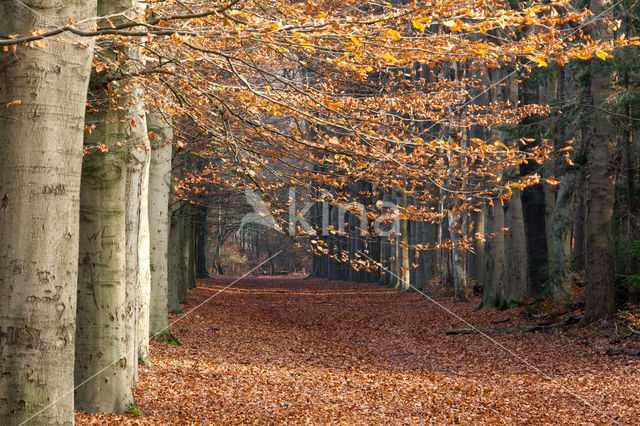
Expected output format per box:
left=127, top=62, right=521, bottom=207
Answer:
left=55, top=1, right=634, bottom=249
left=75, top=277, right=640, bottom=424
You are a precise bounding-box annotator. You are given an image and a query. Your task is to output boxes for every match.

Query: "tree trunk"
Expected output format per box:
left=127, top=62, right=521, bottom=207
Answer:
left=480, top=202, right=506, bottom=309
left=540, top=74, right=559, bottom=271
left=75, top=136, right=133, bottom=413
left=504, top=192, right=528, bottom=302
left=421, top=220, right=437, bottom=291
left=438, top=199, right=453, bottom=295
left=501, top=76, right=528, bottom=303
left=188, top=216, right=198, bottom=289
left=468, top=211, right=485, bottom=292
left=448, top=209, right=468, bottom=301
left=0, top=2, right=95, bottom=423
left=551, top=173, right=577, bottom=300
left=124, top=86, right=151, bottom=375
left=583, top=0, right=619, bottom=323
left=167, top=203, right=184, bottom=313
left=310, top=203, right=323, bottom=277
left=522, top=182, right=549, bottom=298
left=148, top=112, right=173, bottom=339
left=550, top=66, right=578, bottom=300
left=573, top=176, right=587, bottom=272
left=328, top=204, right=340, bottom=280
left=178, top=207, right=189, bottom=303
left=195, top=206, right=209, bottom=278
left=378, top=193, right=392, bottom=286
left=75, top=77, right=137, bottom=413
left=413, top=222, right=425, bottom=289
left=76, top=0, right=149, bottom=412
left=399, top=192, right=411, bottom=291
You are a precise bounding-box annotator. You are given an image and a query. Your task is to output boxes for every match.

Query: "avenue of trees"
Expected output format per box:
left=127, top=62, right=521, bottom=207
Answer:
left=0, top=0, right=639, bottom=424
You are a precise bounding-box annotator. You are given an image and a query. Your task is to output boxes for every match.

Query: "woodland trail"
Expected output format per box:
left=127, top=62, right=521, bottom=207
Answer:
left=77, top=277, right=640, bottom=425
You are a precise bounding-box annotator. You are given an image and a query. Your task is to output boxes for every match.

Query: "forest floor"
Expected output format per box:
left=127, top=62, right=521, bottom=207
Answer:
left=76, top=276, right=640, bottom=425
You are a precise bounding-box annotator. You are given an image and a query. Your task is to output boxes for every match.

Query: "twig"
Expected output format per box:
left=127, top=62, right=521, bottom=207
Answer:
left=446, top=316, right=581, bottom=335
left=606, top=348, right=640, bottom=356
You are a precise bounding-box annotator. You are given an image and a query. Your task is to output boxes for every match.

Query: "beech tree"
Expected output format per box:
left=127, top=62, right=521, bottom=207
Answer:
left=75, top=0, right=147, bottom=413
left=583, top=0, right=619, bottom=323
left=147, top=112, right=174, bottom=340
left=0, top=2, right=96, bottom=424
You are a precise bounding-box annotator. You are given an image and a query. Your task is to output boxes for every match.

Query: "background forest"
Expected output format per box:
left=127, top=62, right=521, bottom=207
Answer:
left=1, top=0, right=639, bottom=424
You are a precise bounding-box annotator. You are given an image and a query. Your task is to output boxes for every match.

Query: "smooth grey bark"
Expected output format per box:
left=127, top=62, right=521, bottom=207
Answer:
left=438, top=199, right=453, bottom=294
left=409, top=220, right=418, bottom=287
left=124, top=86, right=151, bottom=370
left=390, top=190, right=400, bottom=288
left=337, top=205, right=348, bottom=281
left=75, top=144, right=133, bottom=413
left=353, top=188, right=366, bottom=282
left=76, top=0, right=148, bottom=411
left=148, top=112, right=173, bottom=339
left=573, top=176, right=587, bottom=271
left=550, top=66, right=578, bottom=301
left=327, top=204, right=341, bottom=280
left=420, top=220, right=437, bottom=291
left=398, top=192, right=410, bottom=291
left=167, top=147, right=183, bottom=313
left=187, top=215, right=197, bottom=289
left=310, top=203, right=324, bottom=277
left=501, top=77, right=527, bottom=303
left=347, top=213, right=356, bottom=281
left=167, top=202, right=184, bottom=314
left=446, top=124, right=469, bottom=301
left=540, top=73, right=559, bottom=271
left=466, top=70, right=488, bottom=297
left=378, top=192, right=392, bottom=286
left=75, top=83, right=138, bottom=413
left=468, top=211, right=485, bottom=291
left=504, top=192, right=528, bottom=302
left=195, top=206, right=209, bottom=279
left=413, top=222, right=424, bottom=289
left=76, top=0, right=151, bottom=412
left=550, top=173, right=577, bottom=300
left=521, top=76, right=550, bottom=298
left=179, top=206, right=191, bottom=298
left=0, top=2, right=96, bottom=423
left=583, top=0, right=619, bottom=322
left=522, top=179, right=549, bottom=298
left=448, top=209, right=468, bottom=301
left=480, top=202, right=506, bottom=309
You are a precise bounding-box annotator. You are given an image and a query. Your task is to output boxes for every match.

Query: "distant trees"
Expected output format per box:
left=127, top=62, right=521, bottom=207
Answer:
left=295, top=0, right=640, bottom=320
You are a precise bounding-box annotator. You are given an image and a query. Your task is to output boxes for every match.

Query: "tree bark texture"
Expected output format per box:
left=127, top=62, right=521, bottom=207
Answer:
left=583, top=0, right=619, bottom=322
left=75, top=0, right=143, bottom=411
left=147, top=112, right=173, bottom=338
left=504, top=192, right=528, bottom=302
left=0, top=2, right=96, bottom=423
left=167, top=205, right=184, bottom=314
left=124, top=86, right=151, bottom=370
left=481, top=202, right=506, bottom=309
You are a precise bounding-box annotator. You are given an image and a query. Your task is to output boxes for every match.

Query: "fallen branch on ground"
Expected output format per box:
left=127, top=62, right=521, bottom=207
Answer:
left=606, top=347, right=640, bottom=356
left=445, top=316, right=581, bottom=335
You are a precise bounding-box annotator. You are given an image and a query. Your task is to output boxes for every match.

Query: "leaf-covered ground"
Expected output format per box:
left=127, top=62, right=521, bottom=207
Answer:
left=76, top=277, right=640, bottom=424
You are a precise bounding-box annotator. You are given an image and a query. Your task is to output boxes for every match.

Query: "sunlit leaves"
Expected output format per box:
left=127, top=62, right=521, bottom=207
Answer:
left=595, top=49, right=613, bottom=61
left=77, top=0, right=632, bottom=260
left=76, top=277, right=640, bottom=424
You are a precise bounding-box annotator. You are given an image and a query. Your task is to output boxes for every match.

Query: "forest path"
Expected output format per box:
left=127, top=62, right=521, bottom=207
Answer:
left=77, top=277, right=640, bottom=424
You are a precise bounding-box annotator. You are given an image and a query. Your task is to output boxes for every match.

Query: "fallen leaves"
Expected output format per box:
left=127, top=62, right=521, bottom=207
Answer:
left=76, top=277, right=640, bottom=424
